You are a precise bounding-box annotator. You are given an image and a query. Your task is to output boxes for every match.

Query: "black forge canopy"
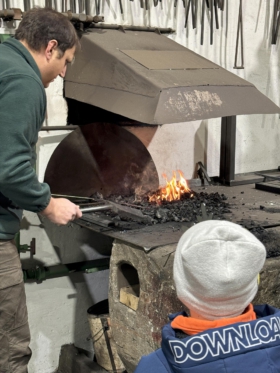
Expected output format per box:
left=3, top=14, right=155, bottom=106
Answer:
left=65, top=29, right=280, bottom=125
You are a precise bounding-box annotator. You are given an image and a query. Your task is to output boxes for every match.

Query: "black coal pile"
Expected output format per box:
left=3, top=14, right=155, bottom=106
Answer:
left=96, top=190, right=231, bottom=225
left=249, top=226, right=280, bottom=259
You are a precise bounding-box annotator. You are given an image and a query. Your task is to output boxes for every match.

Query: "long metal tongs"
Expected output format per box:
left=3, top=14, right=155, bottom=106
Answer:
left=233, top=0, right=244, bottom=69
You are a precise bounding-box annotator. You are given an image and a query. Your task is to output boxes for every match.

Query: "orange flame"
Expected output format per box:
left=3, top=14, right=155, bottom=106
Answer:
left=149, top=170, right=191, bottom=203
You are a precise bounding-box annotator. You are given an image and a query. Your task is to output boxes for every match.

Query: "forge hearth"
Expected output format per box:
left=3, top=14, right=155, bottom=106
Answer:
left=41, top=181, right=280, bottom=373
left=92, top=189, right=231, bottom=227
left=108, top=237, right=280, bottom=373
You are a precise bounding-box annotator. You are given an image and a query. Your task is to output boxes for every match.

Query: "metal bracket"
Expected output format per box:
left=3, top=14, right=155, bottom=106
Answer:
left=197, top=161, right=212, bottom=185
left=118, top=25, right=126, bottom=33
left=197, top=203, right=213, bottom=222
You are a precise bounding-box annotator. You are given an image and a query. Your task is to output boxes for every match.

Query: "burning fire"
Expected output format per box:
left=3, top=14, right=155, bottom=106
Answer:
left=149, top=170, right=192, bottom=203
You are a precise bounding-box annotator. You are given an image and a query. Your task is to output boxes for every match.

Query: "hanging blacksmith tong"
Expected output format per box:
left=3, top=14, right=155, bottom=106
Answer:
left=233, top=0, right=244, bottom=69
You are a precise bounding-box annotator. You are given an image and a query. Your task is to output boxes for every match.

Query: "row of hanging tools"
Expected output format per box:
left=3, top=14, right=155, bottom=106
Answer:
left=183, top=0, right=224, bottom=45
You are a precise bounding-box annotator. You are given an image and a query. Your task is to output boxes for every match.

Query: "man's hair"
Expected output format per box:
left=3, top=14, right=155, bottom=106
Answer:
left=15, top=7, right=79, bottom=56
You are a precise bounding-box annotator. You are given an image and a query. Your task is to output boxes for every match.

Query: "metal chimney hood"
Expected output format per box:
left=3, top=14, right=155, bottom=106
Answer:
left=65, top=28, right=280, bottom=125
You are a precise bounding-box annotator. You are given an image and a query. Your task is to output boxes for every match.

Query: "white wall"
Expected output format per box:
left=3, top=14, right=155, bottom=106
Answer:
left=1, top=1, right=280, bottom=371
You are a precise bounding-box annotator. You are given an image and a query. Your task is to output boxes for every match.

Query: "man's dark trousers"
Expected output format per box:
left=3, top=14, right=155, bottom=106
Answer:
left=0, top=240, right=31, bottom=373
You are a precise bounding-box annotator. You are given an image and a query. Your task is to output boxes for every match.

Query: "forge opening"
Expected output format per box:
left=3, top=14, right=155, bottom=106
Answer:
left=117, top=263, right=140, bottom=311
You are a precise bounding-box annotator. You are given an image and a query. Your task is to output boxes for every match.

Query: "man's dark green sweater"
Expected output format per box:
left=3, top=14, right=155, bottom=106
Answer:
left=0, top=38, right=51, bottom=239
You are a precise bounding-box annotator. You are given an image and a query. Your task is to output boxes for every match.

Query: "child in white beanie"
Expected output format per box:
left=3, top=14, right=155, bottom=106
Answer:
left=134, top=220, right=280, bottom=373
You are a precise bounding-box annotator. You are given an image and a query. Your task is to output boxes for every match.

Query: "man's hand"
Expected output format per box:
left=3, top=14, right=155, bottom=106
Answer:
left=40, top=197, right=82, bottom=225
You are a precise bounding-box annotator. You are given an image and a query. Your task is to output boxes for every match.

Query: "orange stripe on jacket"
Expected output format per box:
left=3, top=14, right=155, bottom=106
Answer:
left=171, top=304, right=256, bottom=336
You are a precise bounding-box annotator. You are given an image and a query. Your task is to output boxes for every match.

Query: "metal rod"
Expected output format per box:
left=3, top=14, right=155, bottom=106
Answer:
left=272, top=0, right=279, bottom=44
left=191, top=0, right=196, bottom=28
left=23, top=259, right=110, bottom=283
left=40, top=125, right=78, bottom=131
left=219, top=116, right=236, bottom=185
left=80, top=205, right=112, bottom=213
left=89, top=24, right=175, bottom=33
left=52, top=193, right=97, bottom=200
left=275, top=12, right=280, bottom=43
left=210, top=0, right=213, bottom=44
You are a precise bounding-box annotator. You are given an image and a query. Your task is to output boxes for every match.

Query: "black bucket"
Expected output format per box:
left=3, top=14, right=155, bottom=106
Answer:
left=87, top=299, right=125, bottom=373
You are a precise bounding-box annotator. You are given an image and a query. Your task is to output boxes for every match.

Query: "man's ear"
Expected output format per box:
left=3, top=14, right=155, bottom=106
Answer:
left=45, top=40, right=58, bottom=61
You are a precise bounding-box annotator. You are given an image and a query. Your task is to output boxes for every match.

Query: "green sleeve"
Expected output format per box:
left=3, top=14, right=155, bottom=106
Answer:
left=0, top=74, right=51, bottom=212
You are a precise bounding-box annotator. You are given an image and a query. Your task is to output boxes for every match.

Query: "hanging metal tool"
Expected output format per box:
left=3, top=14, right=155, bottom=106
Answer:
left=184, top=0, right=191, bottom=28
left=145, top=0, right=149, bottom=10
left=95, top=0, right=99, bottom=15
left=119, top=0, right=123, bottom=14
left=201, top=0, right=205, bottom=44
left=191, top=0, right=196, bottom=28
left=233, top=0, right=244, bottom=69
left=272, top=0, right=280, bottom=44
left=275, top=12, right=280, bottom=44
left=210, top=0, right=213, bottom=44
left=214, top=0, right=219, bottom=29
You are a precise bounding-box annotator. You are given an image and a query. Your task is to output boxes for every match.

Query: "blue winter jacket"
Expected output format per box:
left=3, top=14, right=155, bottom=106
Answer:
left=134, top=304, right=280, bottom=373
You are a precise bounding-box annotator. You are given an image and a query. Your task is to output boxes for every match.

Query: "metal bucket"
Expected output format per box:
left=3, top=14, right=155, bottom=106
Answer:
left=87, top=299, right=125, bottom=373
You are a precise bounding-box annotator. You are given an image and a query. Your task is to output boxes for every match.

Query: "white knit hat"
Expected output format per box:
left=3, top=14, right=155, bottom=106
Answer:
left=173, top=220, right=266, bottom=320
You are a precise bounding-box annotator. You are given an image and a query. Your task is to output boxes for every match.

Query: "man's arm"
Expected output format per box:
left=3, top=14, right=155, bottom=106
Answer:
left=0, top=75, right=82, bottom=224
